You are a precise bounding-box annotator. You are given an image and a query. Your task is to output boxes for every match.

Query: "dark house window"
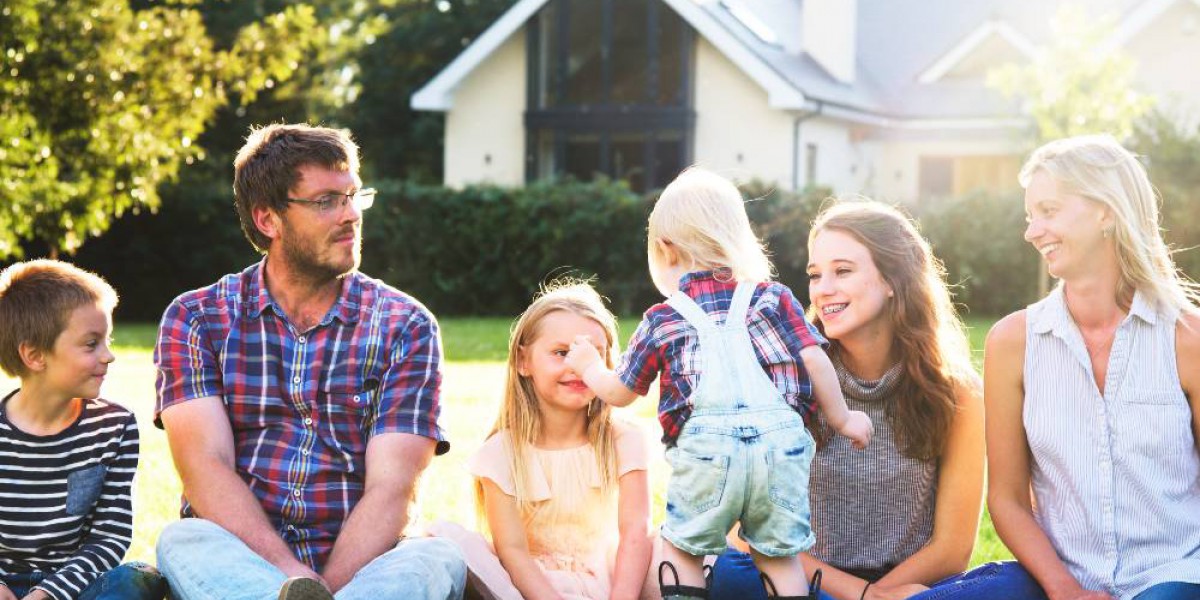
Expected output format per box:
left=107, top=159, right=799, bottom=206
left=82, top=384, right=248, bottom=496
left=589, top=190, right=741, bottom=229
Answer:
left=526, top=0, right=695, bottom=192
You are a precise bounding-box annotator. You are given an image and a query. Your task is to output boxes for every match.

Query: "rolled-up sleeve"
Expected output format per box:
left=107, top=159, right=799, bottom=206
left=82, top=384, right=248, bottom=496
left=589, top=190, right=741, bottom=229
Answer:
left=373, top=309, right=448, bottom=454
left=154, top=299, right=221, bottom=427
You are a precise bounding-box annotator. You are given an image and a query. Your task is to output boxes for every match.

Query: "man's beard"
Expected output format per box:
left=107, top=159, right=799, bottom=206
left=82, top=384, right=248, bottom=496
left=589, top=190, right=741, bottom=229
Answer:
left=279, top=221, right=361, bottom=282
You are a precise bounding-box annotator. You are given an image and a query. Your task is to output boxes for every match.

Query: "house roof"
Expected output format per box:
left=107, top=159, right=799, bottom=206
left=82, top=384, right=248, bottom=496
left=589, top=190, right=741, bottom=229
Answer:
left=412, top=0, right=1161, bottom=124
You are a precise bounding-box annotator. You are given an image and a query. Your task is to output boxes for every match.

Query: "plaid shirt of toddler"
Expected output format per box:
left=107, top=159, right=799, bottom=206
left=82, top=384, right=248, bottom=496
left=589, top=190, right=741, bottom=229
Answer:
left=153, top=260, right=446, bottom=569
left=616, top=271, right=826, bottom=445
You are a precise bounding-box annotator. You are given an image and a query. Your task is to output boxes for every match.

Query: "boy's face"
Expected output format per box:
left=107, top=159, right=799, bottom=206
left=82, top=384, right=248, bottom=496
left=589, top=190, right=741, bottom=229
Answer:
left=39, top=303, right=115, bottom=401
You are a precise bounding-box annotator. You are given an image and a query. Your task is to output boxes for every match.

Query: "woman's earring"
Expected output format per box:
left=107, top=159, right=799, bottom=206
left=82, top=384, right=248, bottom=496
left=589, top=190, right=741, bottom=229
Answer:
left=1103, top=227, right=1111, bottom=239
left=587, top=399, right=595, bottom=418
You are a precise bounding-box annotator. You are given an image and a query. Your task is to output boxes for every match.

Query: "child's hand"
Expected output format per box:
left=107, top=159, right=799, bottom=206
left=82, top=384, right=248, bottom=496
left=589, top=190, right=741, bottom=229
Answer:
left=566, top=335, right=602, bottom=375
left=839, top=410, right=874, bottom=449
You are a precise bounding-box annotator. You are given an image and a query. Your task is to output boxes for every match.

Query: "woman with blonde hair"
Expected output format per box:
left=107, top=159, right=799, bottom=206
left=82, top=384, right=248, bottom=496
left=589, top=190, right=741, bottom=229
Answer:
left=985, top=134, right=1200, bottom=599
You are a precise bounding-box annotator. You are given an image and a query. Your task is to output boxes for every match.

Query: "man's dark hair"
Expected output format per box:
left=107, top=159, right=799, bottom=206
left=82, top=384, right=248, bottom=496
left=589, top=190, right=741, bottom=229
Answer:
left=232, top=124, right=361, bottom=253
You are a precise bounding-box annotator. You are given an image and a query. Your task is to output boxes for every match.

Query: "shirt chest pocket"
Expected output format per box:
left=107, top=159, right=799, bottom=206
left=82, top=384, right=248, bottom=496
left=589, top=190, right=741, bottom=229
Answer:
left=66, top=465, right=107, bottom=516
left=1118, top=390, right=1193, bottom=455
left=316, top=380, right=380, bottom=472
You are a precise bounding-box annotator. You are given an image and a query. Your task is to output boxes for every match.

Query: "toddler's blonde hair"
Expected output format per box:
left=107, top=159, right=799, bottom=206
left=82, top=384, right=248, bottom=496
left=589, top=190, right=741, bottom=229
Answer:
left=648, top=167, right=773, bottom=291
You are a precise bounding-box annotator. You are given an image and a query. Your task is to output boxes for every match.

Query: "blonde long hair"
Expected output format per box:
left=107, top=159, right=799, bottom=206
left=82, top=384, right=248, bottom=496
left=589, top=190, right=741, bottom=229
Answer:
left=648, top=167, right=773, bottom=291
left=809, top=201, right=975, bottom=460
left=476, top=281, right=621, bottom=521
left=1019, top=134, right=1200, bottom=313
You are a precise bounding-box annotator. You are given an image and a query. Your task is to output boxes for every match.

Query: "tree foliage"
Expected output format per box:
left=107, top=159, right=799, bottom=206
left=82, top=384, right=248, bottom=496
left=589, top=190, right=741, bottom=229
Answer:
left=987, top=5, right=1155, bottom=143
left=1130, top=110, right=1200, bottom=281
left=0, top=0, right=319, bottom=258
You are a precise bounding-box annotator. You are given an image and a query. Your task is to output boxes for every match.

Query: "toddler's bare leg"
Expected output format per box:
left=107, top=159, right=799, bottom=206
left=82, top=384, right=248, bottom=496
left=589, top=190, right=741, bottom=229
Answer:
left=660, top=541, right=707, bottom=595
left=750, top=551, right=806, bottom=596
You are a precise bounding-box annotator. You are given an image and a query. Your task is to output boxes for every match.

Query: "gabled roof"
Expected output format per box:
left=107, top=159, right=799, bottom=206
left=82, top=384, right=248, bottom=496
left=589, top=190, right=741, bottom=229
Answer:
left=411, top=0, right=810, bottom=111
left=917, top=20, right=1036, bottom=84
left=412, top=0, right=1152, bottom=123
left=1104, top=0, right=1200, bottom=50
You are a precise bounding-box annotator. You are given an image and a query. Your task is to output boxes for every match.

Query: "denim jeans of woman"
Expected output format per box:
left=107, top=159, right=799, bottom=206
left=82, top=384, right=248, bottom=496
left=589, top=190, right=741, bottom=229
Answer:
left=711, top=551, right=1047, bottom=600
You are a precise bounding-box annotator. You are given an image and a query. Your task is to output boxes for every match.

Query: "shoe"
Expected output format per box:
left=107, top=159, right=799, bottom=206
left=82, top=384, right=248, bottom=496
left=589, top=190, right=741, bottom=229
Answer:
left=278, top=577, right=334, bottom=600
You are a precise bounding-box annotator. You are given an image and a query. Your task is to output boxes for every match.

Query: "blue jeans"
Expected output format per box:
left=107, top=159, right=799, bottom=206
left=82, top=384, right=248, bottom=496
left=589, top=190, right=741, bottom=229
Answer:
left=156, top=518, right=466, bottom=600
left=2, top=562, right=166, bottom=599
left=711, top=551, right=1047, bottom=600
left=1133, top=582, right=1200, bottom=600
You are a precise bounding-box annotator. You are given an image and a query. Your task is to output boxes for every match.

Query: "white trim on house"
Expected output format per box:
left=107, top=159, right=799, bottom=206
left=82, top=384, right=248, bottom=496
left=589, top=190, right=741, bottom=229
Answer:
left=663, top=0, right=806, bottom=108
left=917, top=20, right=1036, bottom=84
left=410, top=0, right=808, bottom=111
left=1103, top=0, right=1200, bottom=51
left=411, top=0, right=550, bottom=110
left=815, top=102, right=1028, bottom=129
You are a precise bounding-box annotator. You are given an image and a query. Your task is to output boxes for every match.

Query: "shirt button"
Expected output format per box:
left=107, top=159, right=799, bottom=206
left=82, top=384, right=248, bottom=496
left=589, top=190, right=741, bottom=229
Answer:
left=293, top=489, right=301, bottom=497
left=304, top=417, right=313, bottom=426
left=301, top=448, right=310, bottom=456
left=292, top=376, right=301, bottom=384
left=352, top=395, right=361, bottom=404
left=298, top=335, right=306, bottom=343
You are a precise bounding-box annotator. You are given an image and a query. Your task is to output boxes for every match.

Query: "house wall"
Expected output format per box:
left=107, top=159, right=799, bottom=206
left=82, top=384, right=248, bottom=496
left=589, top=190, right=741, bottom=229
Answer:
left=1126, top=0, right=1200, bottom=118
left=693, top=38, right=863, bottom=192
left=865, top=137, right=1025, bottom=202
left=798, top=116, right=866, bottom=193
left=443, top=32, right=527, bottom=187
left=693, top=38, right=794, bottom=186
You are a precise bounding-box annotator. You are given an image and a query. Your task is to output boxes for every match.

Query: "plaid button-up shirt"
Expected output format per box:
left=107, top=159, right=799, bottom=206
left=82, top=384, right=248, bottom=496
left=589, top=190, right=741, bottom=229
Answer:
left=616, top=271, right=826, bottom=445
left=154, top=261, right=446, bottom=569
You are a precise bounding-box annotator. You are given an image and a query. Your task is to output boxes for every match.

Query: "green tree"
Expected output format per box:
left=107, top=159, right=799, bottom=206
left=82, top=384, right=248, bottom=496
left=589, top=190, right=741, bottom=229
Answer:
left=1130, top=110, right=1200, bottom=281
left=988, top=5, right=1155, bottom=143
left=987, top=4, right=1156, bottom=297
left=0, top=0, right=318, bottom=258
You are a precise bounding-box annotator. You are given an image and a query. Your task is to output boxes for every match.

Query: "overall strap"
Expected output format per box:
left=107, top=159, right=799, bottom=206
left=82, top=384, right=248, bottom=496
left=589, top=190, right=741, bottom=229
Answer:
left=726, top=282, right=756, bottom=329
left=666, top=291, right=717, bottom=331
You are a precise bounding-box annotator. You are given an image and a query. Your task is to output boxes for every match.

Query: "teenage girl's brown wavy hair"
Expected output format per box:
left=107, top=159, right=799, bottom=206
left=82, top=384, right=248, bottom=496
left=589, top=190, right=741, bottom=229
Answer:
left=808, top=201, right=975, bottom=461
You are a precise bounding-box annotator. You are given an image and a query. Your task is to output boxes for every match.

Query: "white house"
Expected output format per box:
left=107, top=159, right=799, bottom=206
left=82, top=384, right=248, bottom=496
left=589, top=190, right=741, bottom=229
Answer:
left=412, top=0, right=1200, bottom=200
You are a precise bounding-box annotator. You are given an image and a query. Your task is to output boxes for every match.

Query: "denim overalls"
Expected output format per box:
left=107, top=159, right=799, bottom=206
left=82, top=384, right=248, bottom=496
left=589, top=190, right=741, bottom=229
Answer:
left=661, top=282, right=816, bottom=557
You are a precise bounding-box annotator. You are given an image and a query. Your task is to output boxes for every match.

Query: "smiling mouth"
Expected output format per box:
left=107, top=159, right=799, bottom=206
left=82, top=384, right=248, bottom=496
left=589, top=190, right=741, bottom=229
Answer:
left=822, top=303, right=848, bottom=315
left=1039, top=243, right=1060, bottom=256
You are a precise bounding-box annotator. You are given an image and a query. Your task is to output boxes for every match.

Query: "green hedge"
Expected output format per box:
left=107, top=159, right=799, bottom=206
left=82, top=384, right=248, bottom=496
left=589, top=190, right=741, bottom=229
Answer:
left=916, top=191, right=1040, bottom=317
left=60, top=177, right=1052, bottom=321
left=360, top=178, right=659, bottom=316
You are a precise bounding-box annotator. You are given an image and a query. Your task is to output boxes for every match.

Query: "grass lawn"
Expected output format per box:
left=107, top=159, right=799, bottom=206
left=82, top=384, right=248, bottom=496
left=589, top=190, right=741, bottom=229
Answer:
left=0, top=316, right=1011, bottom=567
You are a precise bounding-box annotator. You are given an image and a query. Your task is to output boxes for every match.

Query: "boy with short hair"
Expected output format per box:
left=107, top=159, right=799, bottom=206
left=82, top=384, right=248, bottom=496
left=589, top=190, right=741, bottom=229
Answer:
left=0, top=260, right=165, bottom=600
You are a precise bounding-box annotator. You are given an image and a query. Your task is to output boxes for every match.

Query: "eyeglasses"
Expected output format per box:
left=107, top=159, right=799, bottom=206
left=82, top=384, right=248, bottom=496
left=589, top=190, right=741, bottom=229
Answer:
left=286, top=188, right=377, bottom=214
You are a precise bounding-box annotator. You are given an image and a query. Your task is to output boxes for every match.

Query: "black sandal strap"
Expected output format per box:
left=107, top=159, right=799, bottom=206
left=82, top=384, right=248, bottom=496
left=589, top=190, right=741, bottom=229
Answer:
left=659, top=561, right=709, bottom=599
left=761, top=569, right=825, bottom=600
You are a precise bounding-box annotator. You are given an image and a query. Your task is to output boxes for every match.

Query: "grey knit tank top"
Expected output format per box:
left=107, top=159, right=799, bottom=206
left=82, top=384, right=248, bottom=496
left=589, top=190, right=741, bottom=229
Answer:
left=809, top=357, right=938, bottom=582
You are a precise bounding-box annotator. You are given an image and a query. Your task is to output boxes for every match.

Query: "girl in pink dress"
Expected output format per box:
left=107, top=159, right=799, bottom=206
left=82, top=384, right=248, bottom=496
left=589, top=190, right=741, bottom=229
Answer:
left=434, top=282, right=657, bottom=600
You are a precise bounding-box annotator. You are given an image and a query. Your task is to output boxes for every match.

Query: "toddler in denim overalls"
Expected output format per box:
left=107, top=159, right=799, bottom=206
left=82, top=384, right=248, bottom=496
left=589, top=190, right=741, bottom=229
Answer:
left=567, top=168, right=873, bottom=600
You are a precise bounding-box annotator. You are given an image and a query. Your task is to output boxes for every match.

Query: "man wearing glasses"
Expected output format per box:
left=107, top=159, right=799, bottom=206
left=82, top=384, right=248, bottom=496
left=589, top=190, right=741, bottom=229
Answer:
left=152, top=124, right=465, bottom=600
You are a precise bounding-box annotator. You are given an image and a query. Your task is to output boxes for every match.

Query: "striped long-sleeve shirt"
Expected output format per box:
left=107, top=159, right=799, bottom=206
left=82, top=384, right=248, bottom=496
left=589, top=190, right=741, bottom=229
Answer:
left=0, top=392, right=138, bottom=600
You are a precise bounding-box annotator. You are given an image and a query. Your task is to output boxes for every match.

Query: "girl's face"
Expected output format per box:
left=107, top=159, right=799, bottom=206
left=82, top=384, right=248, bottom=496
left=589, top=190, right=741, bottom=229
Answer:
left=1023, top=170, right=1112, bottom=281
left=807, top=229, right=893, bottom=342
left=519, top=310, right=609, bottom=414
